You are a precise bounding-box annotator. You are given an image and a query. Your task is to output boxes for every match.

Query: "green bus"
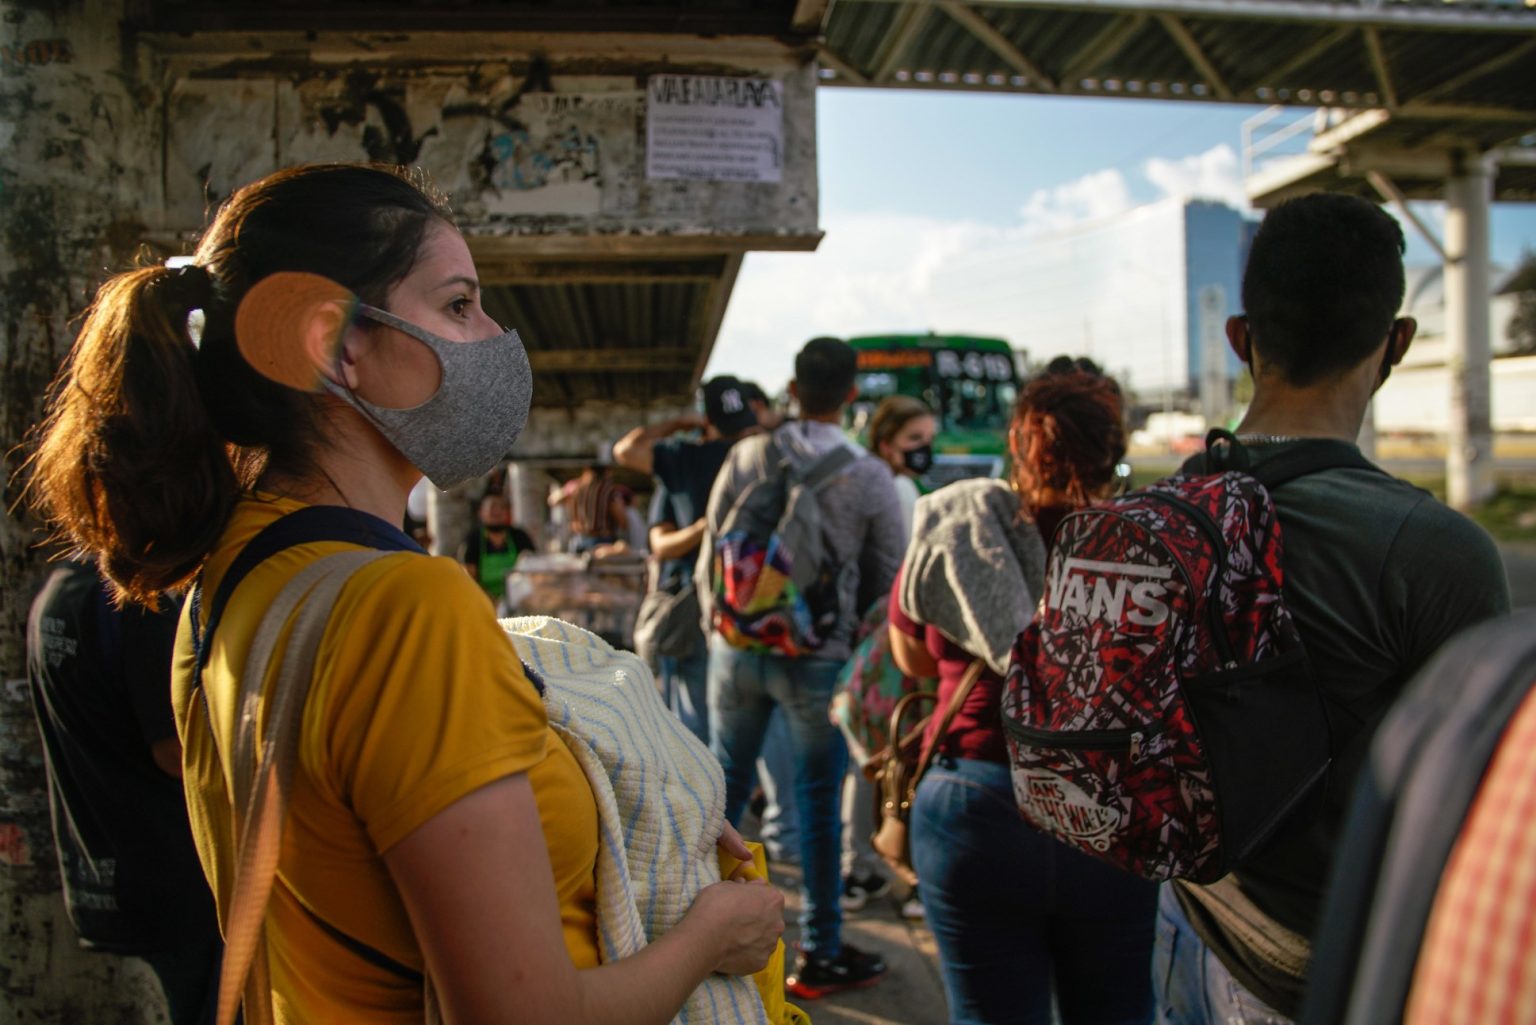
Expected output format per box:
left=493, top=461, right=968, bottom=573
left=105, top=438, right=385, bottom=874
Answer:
left=845, top=333, right=1021, bottom=486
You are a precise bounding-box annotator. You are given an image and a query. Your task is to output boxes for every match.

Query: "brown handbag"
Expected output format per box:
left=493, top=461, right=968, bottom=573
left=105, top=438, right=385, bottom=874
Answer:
left=868, top=659, right=985, bottom=886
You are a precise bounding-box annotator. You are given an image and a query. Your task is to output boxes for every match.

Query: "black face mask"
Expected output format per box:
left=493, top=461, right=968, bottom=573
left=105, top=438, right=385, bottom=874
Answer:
left=901, top=443, right=934, bottom=475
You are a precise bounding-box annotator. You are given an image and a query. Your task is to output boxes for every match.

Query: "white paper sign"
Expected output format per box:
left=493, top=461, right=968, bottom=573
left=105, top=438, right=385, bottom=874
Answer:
left=646, top=75, right=783, bottom=183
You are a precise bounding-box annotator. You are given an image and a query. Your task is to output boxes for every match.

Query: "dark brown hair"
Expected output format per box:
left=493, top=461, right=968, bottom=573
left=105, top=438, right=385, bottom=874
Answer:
left=25, top=163, right=449, bottom=604
left=1010, top=370, right=1126, bottom=511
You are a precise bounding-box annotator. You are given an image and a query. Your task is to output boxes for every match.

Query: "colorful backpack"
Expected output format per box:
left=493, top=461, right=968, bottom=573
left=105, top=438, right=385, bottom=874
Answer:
left=1001, top=432, right=1379, bottom=883
left=833, top=599, right=926, bottom=762
left=711, top=436, right=857, bottom=657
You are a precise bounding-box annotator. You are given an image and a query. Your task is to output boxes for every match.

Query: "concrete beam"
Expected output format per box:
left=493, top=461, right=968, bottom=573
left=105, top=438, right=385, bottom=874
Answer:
left=1157, top=13, right=1232, bottom=101
left=1444, top=155, right=1496, bottom=510
left=473, top=258, right=723, bottom=286
left=466, top=233, right=824, bottom=260
left=527, top=348, right=697, bottom=373
left=140, top=30, right=810, bottom=66
left=938, top=1, right=1058, bottom=91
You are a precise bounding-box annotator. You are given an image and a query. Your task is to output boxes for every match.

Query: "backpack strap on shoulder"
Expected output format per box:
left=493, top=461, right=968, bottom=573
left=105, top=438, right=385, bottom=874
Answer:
left=1197, top=428, right=1384, bottom=492
left=191, top=506, right=425, bottom=681
left=798, top=445, right=859, bottom=491
left=1248, top=441, right=1382, bottom=491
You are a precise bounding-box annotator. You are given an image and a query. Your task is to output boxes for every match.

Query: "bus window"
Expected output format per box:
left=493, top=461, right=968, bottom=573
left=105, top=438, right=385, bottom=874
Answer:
left=941, top=378, right=1011, bottom=432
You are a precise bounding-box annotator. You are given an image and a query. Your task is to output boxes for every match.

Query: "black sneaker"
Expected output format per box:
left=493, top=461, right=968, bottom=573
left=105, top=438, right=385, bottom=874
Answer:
left=785, top=943, right=887, bottom=999
left=840, top=870, right=892, bottom=911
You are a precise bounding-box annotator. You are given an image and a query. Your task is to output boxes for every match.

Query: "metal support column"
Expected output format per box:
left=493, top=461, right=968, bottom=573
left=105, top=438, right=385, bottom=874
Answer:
left=1444, top=154, right=1496, bottom=510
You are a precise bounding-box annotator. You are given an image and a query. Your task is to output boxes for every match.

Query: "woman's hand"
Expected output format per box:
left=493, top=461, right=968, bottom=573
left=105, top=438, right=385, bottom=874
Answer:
left=716, top=821, right=753, bottom=876
left=681, top=879, right=785, bottom=976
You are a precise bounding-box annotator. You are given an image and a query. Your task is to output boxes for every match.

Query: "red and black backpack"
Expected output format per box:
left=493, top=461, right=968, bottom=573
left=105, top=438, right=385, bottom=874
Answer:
left=1001, top=431, right=1379, bottom=883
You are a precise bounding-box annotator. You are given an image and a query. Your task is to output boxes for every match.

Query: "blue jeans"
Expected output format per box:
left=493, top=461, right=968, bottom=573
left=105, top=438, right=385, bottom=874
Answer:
left=708, top=638, right=848, bottom=956
left=910, top=757, right=1157, bottom=1025
left=658, top=644, right=711, bottom=744
left=1152, top=884, right=1292, bottom=1025
left=757, top=709, right=801, bottom=863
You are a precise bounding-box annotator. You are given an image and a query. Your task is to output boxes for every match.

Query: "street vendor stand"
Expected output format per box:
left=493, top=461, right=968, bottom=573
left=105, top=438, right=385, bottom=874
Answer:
left=503, top=552, right=647, bottom=650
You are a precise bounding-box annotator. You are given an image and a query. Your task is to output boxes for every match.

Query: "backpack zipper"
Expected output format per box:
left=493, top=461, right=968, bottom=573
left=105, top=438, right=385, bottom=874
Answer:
left=1136, top=491, right=1239, bottom=668
left=1003, top=716, right=1149, bottom=763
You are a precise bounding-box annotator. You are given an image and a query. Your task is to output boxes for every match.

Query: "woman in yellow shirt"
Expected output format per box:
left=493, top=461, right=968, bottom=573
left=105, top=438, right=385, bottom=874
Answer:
left=27, top=163, right=782, bottom=1024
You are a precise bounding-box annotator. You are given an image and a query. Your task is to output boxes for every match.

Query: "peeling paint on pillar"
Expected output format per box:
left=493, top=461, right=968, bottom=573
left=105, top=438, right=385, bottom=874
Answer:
left=1, top=0, right=175, bottom=1020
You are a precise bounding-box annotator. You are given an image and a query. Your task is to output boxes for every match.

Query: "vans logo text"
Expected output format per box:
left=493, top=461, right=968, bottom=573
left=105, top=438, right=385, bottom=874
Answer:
left=1048, top=557, right=1172, bottom=627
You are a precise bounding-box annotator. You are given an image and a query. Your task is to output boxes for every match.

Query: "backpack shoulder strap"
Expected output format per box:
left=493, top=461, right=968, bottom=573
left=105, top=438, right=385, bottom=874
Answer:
left=798, top=444, right=859, bottom=491
left=216, top=549, right=390, bottom=1025
left=1192, top=429, right=1385, bottom=493
left=190, top=506, right=424, bottom=681
left=1248, top=441, right=1384, bottom=491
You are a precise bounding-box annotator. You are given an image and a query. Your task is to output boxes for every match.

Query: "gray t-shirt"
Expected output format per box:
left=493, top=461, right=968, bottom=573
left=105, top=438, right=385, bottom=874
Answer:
left=1180, top=440, right=1510, bottom=1006
left=695, top=420, right=905, bottom=663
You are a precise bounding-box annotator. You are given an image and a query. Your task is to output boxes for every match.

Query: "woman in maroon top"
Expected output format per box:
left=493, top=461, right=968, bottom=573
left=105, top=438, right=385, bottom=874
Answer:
left=888, top=366, right=1157, bottom=1025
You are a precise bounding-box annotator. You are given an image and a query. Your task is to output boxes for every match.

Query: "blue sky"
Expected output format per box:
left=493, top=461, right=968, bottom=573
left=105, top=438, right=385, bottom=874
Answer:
left=708, top=88, right=1536, bottom=392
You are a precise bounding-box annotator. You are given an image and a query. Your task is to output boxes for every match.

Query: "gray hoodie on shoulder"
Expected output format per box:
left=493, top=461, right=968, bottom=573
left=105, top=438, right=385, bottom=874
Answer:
left=694, top=420, right=905, bottom=663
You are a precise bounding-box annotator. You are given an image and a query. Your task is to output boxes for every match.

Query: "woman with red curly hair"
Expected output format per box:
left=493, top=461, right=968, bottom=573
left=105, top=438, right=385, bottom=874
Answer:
left=888, top=362, right=1156, bottom=1025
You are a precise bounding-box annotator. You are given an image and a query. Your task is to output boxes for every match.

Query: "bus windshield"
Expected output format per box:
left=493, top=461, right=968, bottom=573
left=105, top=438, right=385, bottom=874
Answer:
left=851, top=344, right=1017, bottom=438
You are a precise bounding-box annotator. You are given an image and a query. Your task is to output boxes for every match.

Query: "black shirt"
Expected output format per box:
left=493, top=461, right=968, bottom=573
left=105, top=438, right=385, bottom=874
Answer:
left=650, top=437, right=734, bottom=591
left=26, top=561, right=218, bottom=954
left=1176, top=441, right=1510, bottom=1010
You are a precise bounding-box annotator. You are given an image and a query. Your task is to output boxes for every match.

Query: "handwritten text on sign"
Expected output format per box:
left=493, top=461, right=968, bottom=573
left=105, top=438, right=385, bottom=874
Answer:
left=646, top=75, right=784, bottom=184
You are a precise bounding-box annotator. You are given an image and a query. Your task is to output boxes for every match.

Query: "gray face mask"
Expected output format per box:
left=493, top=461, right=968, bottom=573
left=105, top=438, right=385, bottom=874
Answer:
left=325, top=304, right=533, bottom=489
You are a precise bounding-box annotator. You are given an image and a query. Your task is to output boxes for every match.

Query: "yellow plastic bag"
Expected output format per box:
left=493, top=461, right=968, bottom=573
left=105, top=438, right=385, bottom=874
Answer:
left=719, top=842, right=811, bottom=1025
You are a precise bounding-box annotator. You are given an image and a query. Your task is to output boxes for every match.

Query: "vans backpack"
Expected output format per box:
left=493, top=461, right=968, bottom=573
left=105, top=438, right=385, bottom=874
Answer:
left=711, top=435, right=857, bottom=657
left=1001, top=431, right=1380, bottom=883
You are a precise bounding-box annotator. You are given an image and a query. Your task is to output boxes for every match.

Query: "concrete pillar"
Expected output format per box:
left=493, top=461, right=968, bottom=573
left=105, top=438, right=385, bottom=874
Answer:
left=507, top=463, right=552, bottom=551
left=1444, top=155, right=1496, bottom=510
left=0, top=1, right=173, bottom=1020
left=426, top=480, right=479, bottom=559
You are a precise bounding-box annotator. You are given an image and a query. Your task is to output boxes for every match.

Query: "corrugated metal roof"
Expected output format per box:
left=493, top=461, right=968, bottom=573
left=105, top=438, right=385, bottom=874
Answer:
left=818, top=0, right=1536, bottom=136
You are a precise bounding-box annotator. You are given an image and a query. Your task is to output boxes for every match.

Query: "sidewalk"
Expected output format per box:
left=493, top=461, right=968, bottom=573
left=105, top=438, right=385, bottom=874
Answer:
left=767, top=860, right=949, bottom=1025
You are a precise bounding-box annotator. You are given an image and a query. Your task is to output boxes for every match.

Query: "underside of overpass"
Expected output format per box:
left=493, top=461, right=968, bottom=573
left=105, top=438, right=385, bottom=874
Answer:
left=130, top=0, right=1536, bottom=432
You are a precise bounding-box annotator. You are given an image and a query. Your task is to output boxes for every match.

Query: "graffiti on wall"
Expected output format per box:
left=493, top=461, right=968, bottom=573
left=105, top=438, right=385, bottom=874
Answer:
left=445, top=91, right=637, bottom=217
left=1, top=38, right=73, bottom=72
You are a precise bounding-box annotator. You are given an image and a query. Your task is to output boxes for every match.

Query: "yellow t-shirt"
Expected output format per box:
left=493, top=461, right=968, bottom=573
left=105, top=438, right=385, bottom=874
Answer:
left=172, top=495, right=600, bottom=1024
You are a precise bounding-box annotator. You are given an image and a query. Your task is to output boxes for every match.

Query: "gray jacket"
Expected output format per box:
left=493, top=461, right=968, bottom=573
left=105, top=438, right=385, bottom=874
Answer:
left=695, top=421, right=904, bottom=662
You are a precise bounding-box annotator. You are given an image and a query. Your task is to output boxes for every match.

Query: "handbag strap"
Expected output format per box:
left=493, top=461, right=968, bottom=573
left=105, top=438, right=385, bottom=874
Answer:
left=216, top=549, right=388, bottom=1025
left=912, top=659, right=987, bottom=784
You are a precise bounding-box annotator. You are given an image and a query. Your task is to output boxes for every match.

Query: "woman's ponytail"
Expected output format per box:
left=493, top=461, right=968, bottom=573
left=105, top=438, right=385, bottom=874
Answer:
left=26, top=264, right=238, bottom=605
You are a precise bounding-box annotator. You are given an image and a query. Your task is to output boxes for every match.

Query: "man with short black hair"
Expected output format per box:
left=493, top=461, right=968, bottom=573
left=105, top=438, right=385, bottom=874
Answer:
left=698, top=337, right=905, bottom=998
left=1155, top=192, right=1511, bottom=1024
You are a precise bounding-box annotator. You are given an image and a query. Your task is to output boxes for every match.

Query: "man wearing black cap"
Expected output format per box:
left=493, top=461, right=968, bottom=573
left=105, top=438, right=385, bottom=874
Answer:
left=613, top=376, right=766, bottom=740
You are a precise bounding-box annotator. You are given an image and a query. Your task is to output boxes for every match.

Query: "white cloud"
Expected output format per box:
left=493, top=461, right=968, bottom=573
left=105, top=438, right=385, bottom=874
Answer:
left=709, top=144, right=1251, bottom=392
left=1016, top=168, right=1134, bottom=235
left=1143, top=144, right=1250, bottom=211
left=708, top=211, right=1006, bottom=393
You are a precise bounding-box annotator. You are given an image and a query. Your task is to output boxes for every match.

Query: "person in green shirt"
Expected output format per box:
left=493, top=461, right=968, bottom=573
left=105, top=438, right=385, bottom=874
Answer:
left=460, top=493, right=535, bottom=610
